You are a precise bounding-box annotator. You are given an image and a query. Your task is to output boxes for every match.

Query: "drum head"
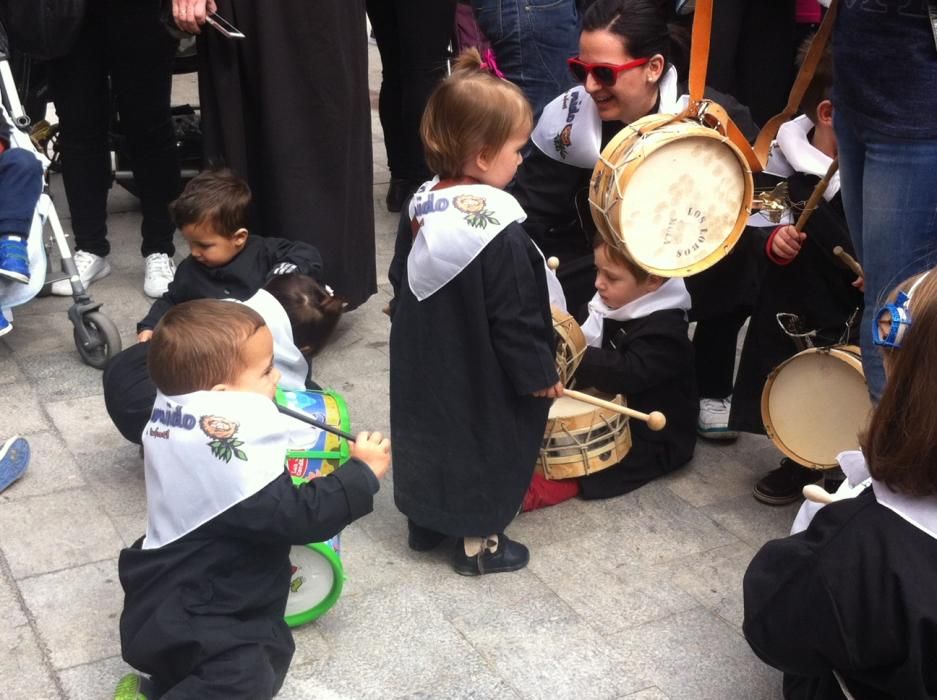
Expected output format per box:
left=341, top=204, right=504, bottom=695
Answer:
left=284, top=540, right=344, bottom=628
left=763, top=349, right=871, bottom=468
left=618, top=136, right=747, bottom=275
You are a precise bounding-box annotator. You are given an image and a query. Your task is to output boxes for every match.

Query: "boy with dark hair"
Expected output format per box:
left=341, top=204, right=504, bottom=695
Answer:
left=115, top=299, right=390, bottom=699
left=136, top=169, right=323, bottom=340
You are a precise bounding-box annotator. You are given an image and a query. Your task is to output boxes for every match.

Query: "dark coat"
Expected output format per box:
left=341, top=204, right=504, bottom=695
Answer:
left=729, top=177, right=863, bottom=434
left=137, top=235, right=322, bottom=331
left=572, top=308, right=698, bottom=498
left=389, top=222, right=558, bottom=536
left=744, top=489, right=937, bottom=699
left=119, top=465, right=376, bottom=697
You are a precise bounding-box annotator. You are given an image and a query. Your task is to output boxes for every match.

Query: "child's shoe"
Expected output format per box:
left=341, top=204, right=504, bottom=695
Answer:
left=753, top=458, right=822, bottom=505
left=114, top=673, right=155, bottom=700
left=0, top=313, right=11, bottom=337
left=0, top=436, right=29, bottom=493
left=697, top=397, right=739, bottom=440
left=453, top=534, right=529, bottom=576
left=0, top=235, right=30, bottom=283
left=407, top=518, right=447, bottom=552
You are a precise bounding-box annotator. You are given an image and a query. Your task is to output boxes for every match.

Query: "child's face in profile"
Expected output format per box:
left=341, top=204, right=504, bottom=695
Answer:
left=221, top=326, right=281, bottom=399
left=183, top=220, right=247, bottom=268
left=477, top=128, right=529, bottom=189
left=594, top=243, right=656, bottom=310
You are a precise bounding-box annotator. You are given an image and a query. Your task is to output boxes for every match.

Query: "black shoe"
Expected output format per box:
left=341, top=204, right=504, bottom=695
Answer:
left=452, top=534, right=529, bottom=576
left=753, top=458, right=823, bottom=505
left=385, top=178, right=411, bottom=213
left=407, top=519, right=447, bottom=552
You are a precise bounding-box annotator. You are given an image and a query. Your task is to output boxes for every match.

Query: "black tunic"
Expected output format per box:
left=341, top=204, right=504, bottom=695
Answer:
left=119, top=466, right=376, bottom=698
left=197, top=1, right=376, bottom=308
left=729, top=177, right=863, bottom=434
left=743, top=489, right=937, bottom=699
left=572, top=309, right=698, bottom=499
left=389, top=222, right=558, bottom=536
left=137, top=235, right=322, bottom=331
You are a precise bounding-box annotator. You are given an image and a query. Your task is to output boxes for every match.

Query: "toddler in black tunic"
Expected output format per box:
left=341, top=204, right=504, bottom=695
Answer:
left=388, top=51, right=560, bottom=576
left=115, top=300, right=390, bottom=699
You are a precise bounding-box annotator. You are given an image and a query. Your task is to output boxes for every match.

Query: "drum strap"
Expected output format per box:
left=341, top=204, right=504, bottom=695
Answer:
left=686, top=0, right=840, bottom=173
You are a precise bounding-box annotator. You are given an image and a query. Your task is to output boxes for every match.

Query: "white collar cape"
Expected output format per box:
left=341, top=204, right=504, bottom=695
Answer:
left=790, top=450, right=937, bottom=540
left=407, top=177, right=566, bottom=310
left=580, top=277, right=691, bottom=348
left=236, top=289, right=308, bottom=390
left=767, top=114, right=840, bottom=201
left=142, top=390, right=288, bottom=549
left=531, top=65, right=682, bottom=169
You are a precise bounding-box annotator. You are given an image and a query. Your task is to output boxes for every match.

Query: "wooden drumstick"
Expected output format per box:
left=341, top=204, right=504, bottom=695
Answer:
left=547, top=256, right=560, bottom=271
left=562, top=388, right=667, bottom=431
left=794, top=159, right=839, bottom=232
left=833, top=245, right=864, bottom=278
left=277, top=403, right=357, bottom=442
left=802, top=484, right=834, bottom=505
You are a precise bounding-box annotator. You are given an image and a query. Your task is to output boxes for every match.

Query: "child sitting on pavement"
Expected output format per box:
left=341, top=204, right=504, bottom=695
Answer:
left=524, top=240, right=698, bottom=510
left=115, top=299, right=389, bottom=699
left=136, top=169, right=324, bottom=341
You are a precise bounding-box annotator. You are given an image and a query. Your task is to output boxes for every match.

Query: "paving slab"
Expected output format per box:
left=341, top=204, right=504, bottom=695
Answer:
left=0, top=431, right=84, bottom=502
left=0, top=568, right=60, bottom=700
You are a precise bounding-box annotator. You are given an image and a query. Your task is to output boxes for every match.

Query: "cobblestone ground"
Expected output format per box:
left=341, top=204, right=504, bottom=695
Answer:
left=0, top=39, right=795, bottom=700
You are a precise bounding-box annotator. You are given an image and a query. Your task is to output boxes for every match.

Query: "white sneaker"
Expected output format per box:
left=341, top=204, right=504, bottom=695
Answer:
left=697, top=397, right=739, bottom=440
left=50, top=250, right=112, bottom=296
left=143, top=253, right=176, bottom=298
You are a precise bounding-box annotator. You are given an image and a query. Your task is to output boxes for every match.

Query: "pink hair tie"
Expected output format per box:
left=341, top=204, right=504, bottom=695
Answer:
left=480, top=48, right=505, bottom=80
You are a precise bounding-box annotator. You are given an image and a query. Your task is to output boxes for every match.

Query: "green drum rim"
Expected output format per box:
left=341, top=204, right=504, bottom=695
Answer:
left=284, top=541, right=345, bottom=629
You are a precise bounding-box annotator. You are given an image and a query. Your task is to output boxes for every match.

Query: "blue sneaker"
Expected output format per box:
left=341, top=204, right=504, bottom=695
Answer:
left=0, top=235, right=30, bottom=284
left=0, top=314, right=10, bottom=337
left=0, top=436, right=29, bottom=493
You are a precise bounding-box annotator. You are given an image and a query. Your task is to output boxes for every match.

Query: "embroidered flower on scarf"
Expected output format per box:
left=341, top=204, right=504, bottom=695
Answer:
left=200, top=415, right=248, bottom=463
left=553, top=124, right=572, bottom=159
left=453, top=194, right=500, bottom=229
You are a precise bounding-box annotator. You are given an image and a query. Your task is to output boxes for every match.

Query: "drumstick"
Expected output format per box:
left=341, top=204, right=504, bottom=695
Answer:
left=833, top=246, right=864, bottom=278
left=547, top=256, right=560, bottom=271
left=794, top=159, right=839, bottom=232
left=562, top=388, right=667, bottom=431
left=802, top=484, right=834, bottom=505
left=276, top=403, right=357, bottom=442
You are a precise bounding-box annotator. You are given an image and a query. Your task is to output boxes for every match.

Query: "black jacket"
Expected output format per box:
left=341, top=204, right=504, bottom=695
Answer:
left=137, top=236, right=322, bottom=331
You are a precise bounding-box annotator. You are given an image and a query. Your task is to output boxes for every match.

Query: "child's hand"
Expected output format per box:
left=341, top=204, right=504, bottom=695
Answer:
left=137, top=330, right=154, bottom=343
left=533, top=381, right=564, bottom=399
left=771, top=225, right=805, bottom=260
left=852, top=276, right=865, bottom=293
left=350, top=431, right=391, bottom=480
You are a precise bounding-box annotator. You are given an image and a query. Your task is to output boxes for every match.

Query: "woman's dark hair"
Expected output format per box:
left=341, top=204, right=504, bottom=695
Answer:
left=582, top=0, right=689, bottom=80
left=263, top=274, right=345, bottom=358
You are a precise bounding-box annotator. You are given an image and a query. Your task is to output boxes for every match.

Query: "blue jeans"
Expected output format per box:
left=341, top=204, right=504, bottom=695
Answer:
left=835, top=110, right=937, bottom=401
left=0, top=149, right=43, bottom=238
left=471, top=0, right=580, bottom=119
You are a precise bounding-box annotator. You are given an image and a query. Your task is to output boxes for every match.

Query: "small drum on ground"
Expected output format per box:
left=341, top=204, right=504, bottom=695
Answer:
left=552, top=305, right=586, bottom=387
left=538, top=392, right=632, bottom=480
left=761, top=345, right=872, bottom=469
left=589, top=112, right=753, bottom=277
left=278, top=388, right=352, bottom=627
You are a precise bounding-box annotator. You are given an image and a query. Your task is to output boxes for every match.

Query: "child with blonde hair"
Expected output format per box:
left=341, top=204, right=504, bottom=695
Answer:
left=744, top=268, right=937, bottom=697
left=388, top=49, right=560, bottom=576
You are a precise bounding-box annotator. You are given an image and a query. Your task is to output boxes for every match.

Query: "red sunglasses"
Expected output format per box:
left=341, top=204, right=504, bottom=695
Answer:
left=567, top=57, right=650, bottom=87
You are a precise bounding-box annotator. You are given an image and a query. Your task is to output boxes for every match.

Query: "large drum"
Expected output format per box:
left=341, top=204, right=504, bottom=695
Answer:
left=761, top=345, right=872, bottom=469
left=552, top=305, right=586, bottom=387
left=589, top=112, right=753, bottom=277
left=538, top=392, right=632, bottom=480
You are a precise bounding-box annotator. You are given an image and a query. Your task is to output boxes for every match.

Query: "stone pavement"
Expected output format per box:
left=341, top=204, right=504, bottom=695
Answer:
left=0, top=42, right=797, bottom=700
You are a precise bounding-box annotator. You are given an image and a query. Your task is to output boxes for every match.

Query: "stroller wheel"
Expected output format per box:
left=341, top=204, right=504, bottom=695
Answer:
left=74, top=311, right=122, bottom=370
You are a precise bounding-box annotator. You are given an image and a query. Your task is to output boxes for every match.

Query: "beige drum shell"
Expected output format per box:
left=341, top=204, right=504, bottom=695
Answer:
left=589, top=112, right=753, bottom=277
left=761, top=345, right=872, bottom=470
left=538, top=393, right=632, bottom=480
left=552, top=305, right=586, bottom=387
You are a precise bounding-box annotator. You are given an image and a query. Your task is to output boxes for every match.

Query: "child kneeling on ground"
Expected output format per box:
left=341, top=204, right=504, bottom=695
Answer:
left=524, top=241, right=698, bottom=510
left=115, top=300, right=389, bottom=699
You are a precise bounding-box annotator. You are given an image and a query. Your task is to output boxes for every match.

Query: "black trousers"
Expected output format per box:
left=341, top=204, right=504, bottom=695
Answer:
left=49, top=0, right=179, bottom=258
left=693, top=313, right=748, bottom=400
left=366, top=0, right=456, bottom=184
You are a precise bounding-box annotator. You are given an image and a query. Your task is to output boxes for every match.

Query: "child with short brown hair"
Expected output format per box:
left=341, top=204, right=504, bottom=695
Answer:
left=116, top=299, right=389, bottom=699
left=388, top=49, right=560, bottom=576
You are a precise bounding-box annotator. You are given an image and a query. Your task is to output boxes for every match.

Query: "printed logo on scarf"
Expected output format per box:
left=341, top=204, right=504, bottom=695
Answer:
left=453, top=194, right=500, bottom=229
left=200, top=415, right=248, bottom=463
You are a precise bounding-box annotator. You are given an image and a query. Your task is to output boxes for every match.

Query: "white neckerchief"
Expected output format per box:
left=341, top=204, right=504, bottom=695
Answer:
left=237, top=289, right=308, bottom=390
left=142, top=390, right=289, bottom=549
left=407, top=178, right=525, bottom=300
left=531, top=66, right=681, bottom=169
left=580, top=277, right=691, bottom=348
left=790, top=450, right=872, bottom=534
left=770, top=115, right=840, bottom=200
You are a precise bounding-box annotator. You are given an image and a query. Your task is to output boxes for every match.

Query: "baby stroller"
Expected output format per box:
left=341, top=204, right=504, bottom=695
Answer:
left=0, top=20, right=121, bottom=369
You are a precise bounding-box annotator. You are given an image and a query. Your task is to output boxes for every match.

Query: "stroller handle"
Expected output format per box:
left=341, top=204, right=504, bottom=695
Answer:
left=0, top=20, right=8, bottom=62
